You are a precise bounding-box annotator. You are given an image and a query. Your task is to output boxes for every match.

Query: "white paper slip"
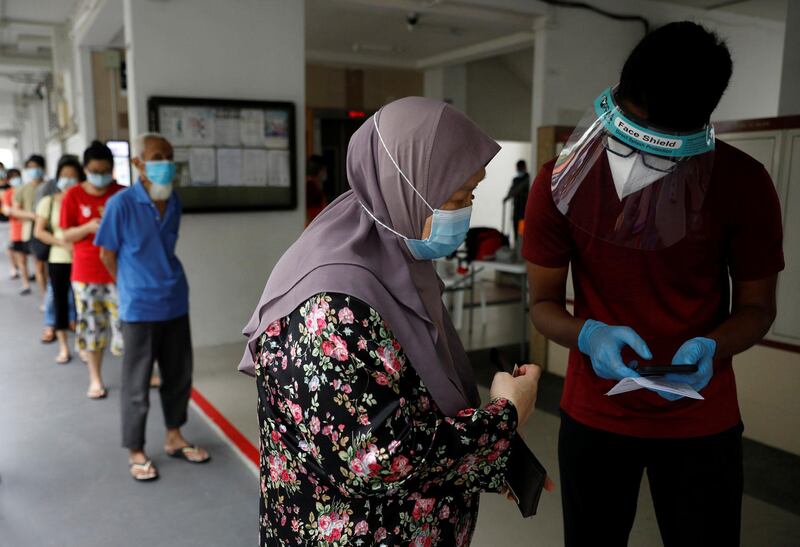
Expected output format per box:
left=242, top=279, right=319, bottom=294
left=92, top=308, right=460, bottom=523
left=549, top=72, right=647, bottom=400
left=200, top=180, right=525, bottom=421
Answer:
left=606, top=376, right=704, bottom=400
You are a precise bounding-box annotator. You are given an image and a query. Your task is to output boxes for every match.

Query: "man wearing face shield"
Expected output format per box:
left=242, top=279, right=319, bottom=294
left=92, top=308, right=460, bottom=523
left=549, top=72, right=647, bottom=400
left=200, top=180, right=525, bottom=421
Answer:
left=97, top=133, right=209, bottom=482
left=523, top=22, right=784, bottom=547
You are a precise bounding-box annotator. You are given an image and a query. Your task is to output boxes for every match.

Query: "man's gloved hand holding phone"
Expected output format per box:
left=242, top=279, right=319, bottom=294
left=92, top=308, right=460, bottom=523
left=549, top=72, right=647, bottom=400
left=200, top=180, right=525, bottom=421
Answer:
left=578, top=319, right=716, bottom=400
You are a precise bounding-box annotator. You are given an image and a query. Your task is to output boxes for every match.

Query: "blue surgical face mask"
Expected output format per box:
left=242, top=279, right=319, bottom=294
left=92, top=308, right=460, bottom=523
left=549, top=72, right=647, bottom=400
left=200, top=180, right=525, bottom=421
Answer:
left=405, top=206, right=472, bottom=260
left=9, top=176, right=22, bottom=188
left=361, top=114, right=473, bottom=261
left=87, top=172, right=113, bottom=188
left=23, top=167, right=43, bottom=183
left=0, top=168, right=6, bottom=179
left=145, top=160, right=176, bottom=185
left=57, top=177, right=78, bottom=192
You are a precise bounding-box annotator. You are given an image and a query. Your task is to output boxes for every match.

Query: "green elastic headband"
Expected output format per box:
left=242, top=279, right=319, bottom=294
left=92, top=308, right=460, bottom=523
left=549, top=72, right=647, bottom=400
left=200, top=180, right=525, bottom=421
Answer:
left=594, top=87, right=715, bottom=158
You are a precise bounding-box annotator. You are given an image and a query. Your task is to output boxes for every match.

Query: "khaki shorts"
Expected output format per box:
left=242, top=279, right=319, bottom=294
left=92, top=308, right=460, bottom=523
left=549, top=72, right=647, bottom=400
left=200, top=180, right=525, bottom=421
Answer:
left=72, top=282, right=123, bottom=355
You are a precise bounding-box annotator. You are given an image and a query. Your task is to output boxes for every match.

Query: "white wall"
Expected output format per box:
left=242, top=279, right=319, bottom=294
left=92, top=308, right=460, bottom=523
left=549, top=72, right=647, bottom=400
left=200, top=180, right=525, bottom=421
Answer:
left=531, top=0, right=786, bottom=153
left=472, top=140, right=531, bottom=234
left=123, top=0, right=306, bottom=347
left=466, top=50, right=532, bottom=142
left=423, top=65, right=467, bottom=113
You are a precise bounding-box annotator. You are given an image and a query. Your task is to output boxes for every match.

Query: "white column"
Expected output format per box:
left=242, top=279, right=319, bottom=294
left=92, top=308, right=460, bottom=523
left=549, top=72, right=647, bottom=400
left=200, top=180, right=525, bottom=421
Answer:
left=122, top=0, right=306, bottom=346
left=778, top=1, right=800, bottom=116
left=423, top=65, right=467, bottom=113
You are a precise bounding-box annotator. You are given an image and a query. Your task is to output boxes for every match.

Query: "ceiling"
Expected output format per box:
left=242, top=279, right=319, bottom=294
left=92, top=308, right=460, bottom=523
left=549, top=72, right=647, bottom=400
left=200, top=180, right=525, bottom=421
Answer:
left=0, top=0, right=79, bottom=98
left=660, top=0, right=787, bottom=21
left=305, top=0, right=788, bottom=69
left=305, top=0, right=535, bottom=68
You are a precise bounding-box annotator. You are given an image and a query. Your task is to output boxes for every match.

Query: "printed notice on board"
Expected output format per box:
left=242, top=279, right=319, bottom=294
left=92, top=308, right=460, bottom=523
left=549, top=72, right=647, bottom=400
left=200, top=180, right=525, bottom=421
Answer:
left=189, top=148, right=217, bottom=186
left=267, top=150, right=291, bottom=187
left=215, top=109, right=241, bottom=147
left=183, top=108, right=216, bottom=146
left=217, top=148, right=243, bottom=186
left=240, top=109, right=265, bottom=147
left=160, top=107, right=186, bottom=147
left=242, top=149, right=268, bottom=186
left=264, top=110, right=290, bottom=149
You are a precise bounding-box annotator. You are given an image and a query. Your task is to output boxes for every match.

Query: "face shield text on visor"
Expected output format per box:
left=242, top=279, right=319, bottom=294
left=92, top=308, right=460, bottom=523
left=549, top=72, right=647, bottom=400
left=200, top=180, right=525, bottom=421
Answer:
left=551, top=87, right=715, bottom=250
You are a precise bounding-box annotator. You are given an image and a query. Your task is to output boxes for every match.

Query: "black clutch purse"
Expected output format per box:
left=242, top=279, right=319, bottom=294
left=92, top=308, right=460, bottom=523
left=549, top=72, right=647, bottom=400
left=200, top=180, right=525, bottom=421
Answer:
left=504, top=435, right=547, bottom=518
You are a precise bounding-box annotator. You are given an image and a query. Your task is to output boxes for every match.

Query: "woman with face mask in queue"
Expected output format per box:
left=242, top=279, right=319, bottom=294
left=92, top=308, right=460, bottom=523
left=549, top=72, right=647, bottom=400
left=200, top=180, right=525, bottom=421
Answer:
left=1, top=168, right=30, bottom=289
left=240, top=98, right=546, bottom=546
left=34, top=156, right=84, bottom=364
left=61, top=141, right=125, bottom=399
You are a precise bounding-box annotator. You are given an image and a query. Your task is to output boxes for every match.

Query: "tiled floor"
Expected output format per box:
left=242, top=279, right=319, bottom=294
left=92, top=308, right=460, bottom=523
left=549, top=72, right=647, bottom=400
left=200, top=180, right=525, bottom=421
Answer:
left=0, top=265, right=257, bottom=547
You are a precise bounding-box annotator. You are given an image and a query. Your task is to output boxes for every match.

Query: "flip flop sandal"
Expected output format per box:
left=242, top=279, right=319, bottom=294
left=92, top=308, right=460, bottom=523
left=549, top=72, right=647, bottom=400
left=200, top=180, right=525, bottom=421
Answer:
left=167, top=445, right=211, bottom=464
left=87, top=387, right=108, bottom=400
left=19, top=287, right=31, bottom=295
left=129, top=460, right=159, bottom=482
left=41, top=331, right=56, bottom=344
left=56, top=354, right=72, bottom=365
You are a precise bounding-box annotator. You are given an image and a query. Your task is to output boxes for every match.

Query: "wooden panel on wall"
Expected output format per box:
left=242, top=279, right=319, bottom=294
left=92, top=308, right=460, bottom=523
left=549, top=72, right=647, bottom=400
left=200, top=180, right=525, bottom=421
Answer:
left=306, top=64, right=423, bottom=110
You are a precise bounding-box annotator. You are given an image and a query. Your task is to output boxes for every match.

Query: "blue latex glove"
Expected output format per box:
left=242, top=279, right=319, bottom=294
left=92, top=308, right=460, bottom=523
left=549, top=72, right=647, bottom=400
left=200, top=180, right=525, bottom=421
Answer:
left=660, top=337, right=717, bottom=399
left=578, top=319, right=652, bottom=381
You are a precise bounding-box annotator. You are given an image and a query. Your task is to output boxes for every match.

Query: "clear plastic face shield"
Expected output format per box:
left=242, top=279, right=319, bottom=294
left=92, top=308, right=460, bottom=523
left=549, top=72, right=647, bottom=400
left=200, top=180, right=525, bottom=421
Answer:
left=552, top=87, right=716, bottom=250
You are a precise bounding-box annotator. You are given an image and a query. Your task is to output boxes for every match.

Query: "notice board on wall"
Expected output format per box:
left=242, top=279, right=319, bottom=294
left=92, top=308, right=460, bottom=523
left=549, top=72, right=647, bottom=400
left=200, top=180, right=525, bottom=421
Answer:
left=147, top=96, right=297, bottom=212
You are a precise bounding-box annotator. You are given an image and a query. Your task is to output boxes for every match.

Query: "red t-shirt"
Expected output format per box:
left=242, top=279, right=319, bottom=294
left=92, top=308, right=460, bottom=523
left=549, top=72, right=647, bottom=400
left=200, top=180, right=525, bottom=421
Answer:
left=60, top=182, right=124, bottom=284
left=523, top=140, right=785, bottom=438
left=2, top=189, right=22, bottom=242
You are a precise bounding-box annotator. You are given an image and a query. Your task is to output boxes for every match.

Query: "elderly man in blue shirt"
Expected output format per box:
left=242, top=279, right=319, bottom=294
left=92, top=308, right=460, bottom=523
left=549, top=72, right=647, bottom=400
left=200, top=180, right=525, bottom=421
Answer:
left=97, top=133, right=209, bottom=482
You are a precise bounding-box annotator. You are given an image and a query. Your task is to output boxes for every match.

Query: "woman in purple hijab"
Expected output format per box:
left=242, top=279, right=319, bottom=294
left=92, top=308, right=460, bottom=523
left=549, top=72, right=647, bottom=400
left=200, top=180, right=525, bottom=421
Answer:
left=241, top=97, right=541, bottom=546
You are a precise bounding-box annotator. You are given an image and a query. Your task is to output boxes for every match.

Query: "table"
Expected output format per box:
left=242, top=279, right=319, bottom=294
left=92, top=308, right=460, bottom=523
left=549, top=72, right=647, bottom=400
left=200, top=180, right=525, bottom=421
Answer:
left=471, top=260, right=529, bottom=362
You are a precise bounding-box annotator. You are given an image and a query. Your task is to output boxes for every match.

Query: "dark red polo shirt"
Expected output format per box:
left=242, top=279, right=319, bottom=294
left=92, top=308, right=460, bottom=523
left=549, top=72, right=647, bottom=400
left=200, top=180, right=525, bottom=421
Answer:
left=523, top=140, right=784, bottom=438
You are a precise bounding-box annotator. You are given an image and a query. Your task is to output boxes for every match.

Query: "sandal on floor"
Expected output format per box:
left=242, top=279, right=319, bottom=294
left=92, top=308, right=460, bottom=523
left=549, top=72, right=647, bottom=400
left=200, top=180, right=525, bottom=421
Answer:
left=19, top=287, right=31, bottom=295
left=129, top=459, right=159, bottom=481
left=166, top=445, right=210, bottom=464
left=41, top=330, right=56, bottom=344
left=56, top=354, right=72, bottom=365
left=86, top=386, right=107, bottom=400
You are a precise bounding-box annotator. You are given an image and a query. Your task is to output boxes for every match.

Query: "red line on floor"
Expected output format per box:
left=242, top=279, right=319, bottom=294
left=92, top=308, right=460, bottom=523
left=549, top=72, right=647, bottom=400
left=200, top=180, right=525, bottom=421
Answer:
left=190, top=387, right=259, bottom=467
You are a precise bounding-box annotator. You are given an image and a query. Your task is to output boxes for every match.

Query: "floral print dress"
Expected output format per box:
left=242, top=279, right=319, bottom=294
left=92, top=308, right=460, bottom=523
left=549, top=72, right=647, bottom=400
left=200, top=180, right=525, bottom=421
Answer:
left=255, top=293, right=518, bottom=546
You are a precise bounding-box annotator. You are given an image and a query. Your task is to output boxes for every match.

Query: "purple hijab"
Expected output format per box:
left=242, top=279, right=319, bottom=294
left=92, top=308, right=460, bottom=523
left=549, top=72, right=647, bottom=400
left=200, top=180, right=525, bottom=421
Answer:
left=239, top=97, right=500, bottom=416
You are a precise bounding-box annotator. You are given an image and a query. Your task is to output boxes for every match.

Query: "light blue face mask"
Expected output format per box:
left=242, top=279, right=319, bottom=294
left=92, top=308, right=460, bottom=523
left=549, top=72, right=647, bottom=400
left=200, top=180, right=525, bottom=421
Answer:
left=23, top=167, right=43, bottom=183
left=405, top=206, right=472, bottom=260
left=145, top=160, right=176, bottom=185
left=9, top=176, right=22, bottom=188
left=57, top=177, right=78, bottom=192
left=361, top=114, right=472, bottom=261
left=87, top=172, right=113, bottom=188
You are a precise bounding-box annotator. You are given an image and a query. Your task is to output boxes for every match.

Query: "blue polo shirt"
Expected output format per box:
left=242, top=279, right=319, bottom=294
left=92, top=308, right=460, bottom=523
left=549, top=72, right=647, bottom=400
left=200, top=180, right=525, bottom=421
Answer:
left=95, top=182, right=189, bottom=323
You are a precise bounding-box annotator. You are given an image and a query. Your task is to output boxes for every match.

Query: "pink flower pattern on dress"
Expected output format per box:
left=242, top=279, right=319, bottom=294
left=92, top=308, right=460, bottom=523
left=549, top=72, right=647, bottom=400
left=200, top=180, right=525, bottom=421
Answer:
left=255, top=293, right=518, bottom=546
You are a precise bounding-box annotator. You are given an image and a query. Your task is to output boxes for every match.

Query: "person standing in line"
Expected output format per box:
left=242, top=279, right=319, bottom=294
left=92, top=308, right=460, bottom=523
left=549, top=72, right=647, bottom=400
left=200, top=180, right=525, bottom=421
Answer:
left=10, top=155, right=47, bottom=297
left=0, top=161, right=8, bottom=220
left=2, top=169, right=28, bottom=284
left=38, top=155, right=80, bottom=344
left=61, top=141, right=125, bottom=399
left=0, top=163, right=18, bottom=278
left=97, top=133, right=209, bottom=482
left=34, top=157, right=84, bottom=364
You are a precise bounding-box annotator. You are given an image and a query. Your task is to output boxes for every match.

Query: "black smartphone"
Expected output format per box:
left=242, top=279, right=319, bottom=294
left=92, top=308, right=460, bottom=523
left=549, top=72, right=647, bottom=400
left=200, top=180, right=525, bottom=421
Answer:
left=505, top=435, right=547, bottom=518
left=638, top=364, right=698, bottom=377
left=489, top=347, right=518, bottom=375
